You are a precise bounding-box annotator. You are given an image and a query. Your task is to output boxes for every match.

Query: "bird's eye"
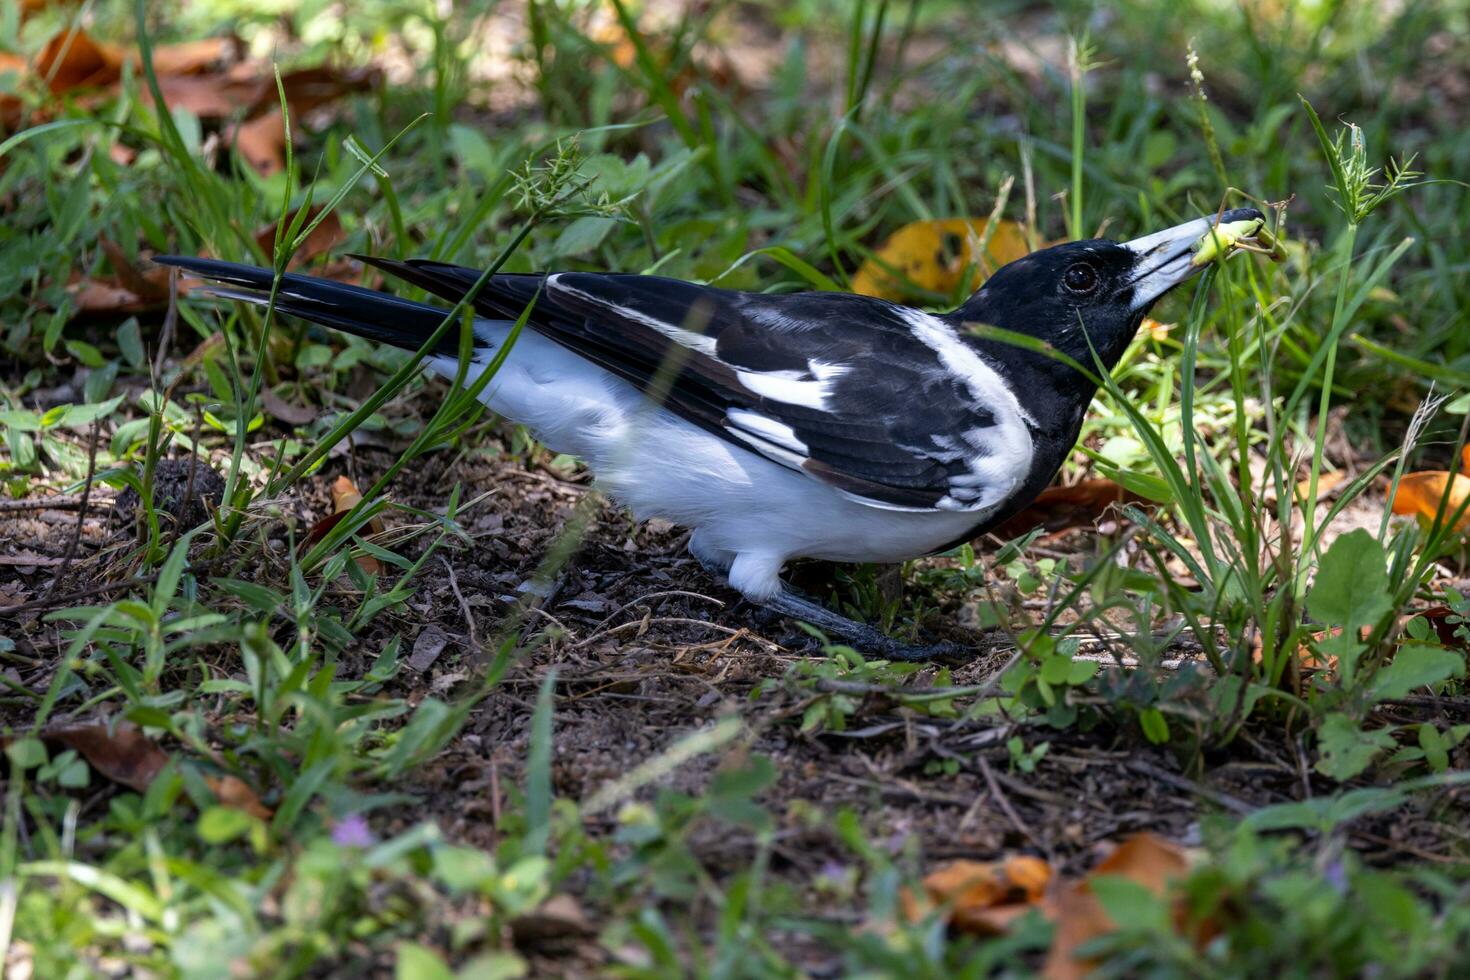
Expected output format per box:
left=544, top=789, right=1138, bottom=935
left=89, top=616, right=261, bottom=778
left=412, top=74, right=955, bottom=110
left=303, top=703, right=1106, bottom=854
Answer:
left=1062, top=262, right=1099, bottom=295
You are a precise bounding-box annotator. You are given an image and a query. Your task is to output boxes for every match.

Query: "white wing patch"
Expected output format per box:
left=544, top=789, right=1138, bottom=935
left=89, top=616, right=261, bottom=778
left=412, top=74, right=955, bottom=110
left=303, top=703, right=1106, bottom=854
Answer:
left=897, top=308, right=1036, bottom=512
left=735, top=360, right=847, bottom=409
left=548, top=274, right=720, bottom=358
left=724, top=407, right=812, bottom=470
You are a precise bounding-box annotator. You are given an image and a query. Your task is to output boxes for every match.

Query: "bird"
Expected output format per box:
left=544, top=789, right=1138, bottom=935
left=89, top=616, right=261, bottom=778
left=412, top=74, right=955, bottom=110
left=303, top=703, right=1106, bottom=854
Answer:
left=157, top=206, right=1265, bottom=661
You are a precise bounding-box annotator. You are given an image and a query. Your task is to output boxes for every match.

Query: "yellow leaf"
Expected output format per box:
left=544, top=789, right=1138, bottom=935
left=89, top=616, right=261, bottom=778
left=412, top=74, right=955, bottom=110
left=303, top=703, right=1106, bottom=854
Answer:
left=851, top=219, right=1033, bottom=301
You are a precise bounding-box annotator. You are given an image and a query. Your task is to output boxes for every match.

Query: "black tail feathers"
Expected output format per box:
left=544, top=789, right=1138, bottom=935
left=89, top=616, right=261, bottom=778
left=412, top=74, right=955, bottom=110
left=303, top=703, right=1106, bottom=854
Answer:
left=152, top=255, right=477, bottom=357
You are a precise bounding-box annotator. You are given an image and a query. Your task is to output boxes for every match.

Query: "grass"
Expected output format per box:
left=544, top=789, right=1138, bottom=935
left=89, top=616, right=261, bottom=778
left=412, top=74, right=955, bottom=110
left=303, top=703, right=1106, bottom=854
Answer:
left=3, top=0, right=1470, bottom=975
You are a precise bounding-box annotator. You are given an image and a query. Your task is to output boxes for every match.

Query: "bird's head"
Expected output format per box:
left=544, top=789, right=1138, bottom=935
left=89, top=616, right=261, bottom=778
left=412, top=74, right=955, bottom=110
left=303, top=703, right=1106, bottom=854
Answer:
left=953, top=207, right=1266, bottom=374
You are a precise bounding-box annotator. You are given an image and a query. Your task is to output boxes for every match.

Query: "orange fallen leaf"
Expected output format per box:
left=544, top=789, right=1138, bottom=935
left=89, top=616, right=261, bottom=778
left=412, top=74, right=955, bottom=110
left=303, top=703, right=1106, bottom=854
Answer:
left=31, top=29, right=233, bottom=96
left=852, top=218, right=1034, bottom=301
left=146, top=37, right=235, bottom=77
left=66, top=237, right=178, bottom=315
left=1252, top=626, right=1339, bottom=673
left=902, top=855, right=1052, bottom=935
left=327, top=475, right=384, bottom=575
left=1391, top=471, right=1470, bottom=533
left=1043, top=834, right=1194, bottom=980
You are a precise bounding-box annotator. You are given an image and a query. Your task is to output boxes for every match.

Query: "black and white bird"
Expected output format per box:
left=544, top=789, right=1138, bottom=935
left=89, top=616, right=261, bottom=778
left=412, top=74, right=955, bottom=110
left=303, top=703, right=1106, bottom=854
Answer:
left=157, top=207, right=1264, bottom=660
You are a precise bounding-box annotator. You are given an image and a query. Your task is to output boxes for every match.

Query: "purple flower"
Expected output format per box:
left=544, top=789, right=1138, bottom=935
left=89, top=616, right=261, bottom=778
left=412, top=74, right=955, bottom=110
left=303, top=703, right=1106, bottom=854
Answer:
left=331, top=813, right=376, bottom=848
left=1323, top=859, right=1348, bottom=895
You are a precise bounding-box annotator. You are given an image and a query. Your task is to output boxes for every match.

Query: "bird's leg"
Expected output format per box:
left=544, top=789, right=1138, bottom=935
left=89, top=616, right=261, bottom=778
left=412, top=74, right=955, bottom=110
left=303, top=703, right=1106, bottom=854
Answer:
left=689, top=544, right=981, bottom=662
left=759, top=587, right=979, bottom=663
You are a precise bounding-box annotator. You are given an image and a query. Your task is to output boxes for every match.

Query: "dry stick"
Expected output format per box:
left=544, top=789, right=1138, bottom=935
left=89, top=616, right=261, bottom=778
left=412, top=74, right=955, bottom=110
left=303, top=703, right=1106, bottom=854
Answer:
left=35, top=422, right=101, bottom=609
left=0, top=574, right=163, bottom=618
left=975, top=751, right=1048, bottom=855
left=1124, top=758, right=1254, bottom=816
left=0, top=496, right=91, bottom=513
left=440, top=555, right=481, bottom=653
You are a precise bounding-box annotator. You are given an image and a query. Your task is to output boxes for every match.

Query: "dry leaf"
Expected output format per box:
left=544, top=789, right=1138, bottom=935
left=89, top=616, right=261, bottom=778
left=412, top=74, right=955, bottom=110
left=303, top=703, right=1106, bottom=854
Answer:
left=990, top=479, right=1143, bottom=540
left=902, top=855, right=1052, bottom=936
left=1252, top=627, right=1339, bottom=672
left=232, top=107, right=286, bottom=174
left=36, top=721, right=271, bottom=816
left=1294, top=469, right=1346, bottom=505
left=852, top=218, right=1033, bottom=301
left=146, top=37, right=234, bottom=76
left=511, top=893, right=594, bottom=944
left=254, top=206, right=345, bottom=267
left=35, top=28, right=124, bottom=94
left=31, top=29, right=231, bottom=96
left=40, top=720, right=169, bottom=792
left=1391, top=471, right=1470, bottom=533
left=328, top=475, right=384, bottom=575
left=1043, top=834, right=1193, bottom=980
left=67, top=238, right=177, bottom=315
left=204, top=774, right=273, bottom=820
left=260, top=387, right=317, bottom=426
left=149, top=71, right=258, bottom=119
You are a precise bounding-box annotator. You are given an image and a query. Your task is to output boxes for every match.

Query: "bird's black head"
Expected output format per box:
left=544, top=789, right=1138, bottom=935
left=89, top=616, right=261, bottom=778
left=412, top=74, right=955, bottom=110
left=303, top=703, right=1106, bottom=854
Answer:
left=951, top=207, right=1265, bottom=374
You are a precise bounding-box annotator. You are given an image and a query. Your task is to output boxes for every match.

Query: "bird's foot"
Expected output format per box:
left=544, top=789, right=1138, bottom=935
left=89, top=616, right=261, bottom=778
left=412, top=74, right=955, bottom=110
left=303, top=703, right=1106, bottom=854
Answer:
left=760, top=587, right=982, bottom=664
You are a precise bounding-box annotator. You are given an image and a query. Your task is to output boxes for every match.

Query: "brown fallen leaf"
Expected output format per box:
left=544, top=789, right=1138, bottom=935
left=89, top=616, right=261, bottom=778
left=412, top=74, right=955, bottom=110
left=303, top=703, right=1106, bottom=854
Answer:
left=100, top=236, right=170, bottom=302
left=852, top=218, right=1034, bottom=302
left=36, top=720, right=272, bottom=816
left=35, top=28, right=123, bottom=94
left=40, top=720, right=169, bottom=792
left=204, top=774, right=273, bottom=820
left=260, top=387, right=318, bottom=426
left=511, top=893, right=594, bottom=945
left=1043, top=833, right=1194, bottom=980
left=1294, top=469, right=1346, bottom=505
left=149, top=70, right=259, bottom=119
left=32, top=28, right=234, bottom=96
left=303, top=475, right=386, bottom=575
left=232, top=106, right=286, bottom=175
left=902, top=855, right=1053, bottom=935
left=254, top=206, right=345, bottom=268
left=990, top=479, right=1144, bottom=540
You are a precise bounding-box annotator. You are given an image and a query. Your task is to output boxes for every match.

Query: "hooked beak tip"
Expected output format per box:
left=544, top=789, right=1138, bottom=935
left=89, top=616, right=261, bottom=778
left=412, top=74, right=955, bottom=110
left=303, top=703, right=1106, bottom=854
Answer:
left=1123, top=207, right=1266, bottom=311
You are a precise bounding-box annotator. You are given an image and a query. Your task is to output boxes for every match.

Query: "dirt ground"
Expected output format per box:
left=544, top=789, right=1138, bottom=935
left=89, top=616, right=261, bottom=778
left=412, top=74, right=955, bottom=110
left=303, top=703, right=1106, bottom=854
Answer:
left=6, top=398, right=1469, bottom=973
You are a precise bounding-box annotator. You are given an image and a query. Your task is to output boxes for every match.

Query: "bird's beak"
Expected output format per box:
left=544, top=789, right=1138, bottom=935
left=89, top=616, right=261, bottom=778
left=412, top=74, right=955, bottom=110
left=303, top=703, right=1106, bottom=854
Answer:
left=1123, top=207, right=1266, bottom=312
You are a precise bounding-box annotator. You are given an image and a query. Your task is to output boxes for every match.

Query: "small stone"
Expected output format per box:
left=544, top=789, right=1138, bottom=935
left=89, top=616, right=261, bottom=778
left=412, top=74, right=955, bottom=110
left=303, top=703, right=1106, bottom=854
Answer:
left=409, top=624, right=449, bottom=672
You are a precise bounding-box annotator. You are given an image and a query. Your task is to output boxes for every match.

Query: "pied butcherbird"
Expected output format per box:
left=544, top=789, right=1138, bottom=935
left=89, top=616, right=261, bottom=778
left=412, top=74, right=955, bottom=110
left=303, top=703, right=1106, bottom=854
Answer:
left=158, top=207, right=1264, bottom=660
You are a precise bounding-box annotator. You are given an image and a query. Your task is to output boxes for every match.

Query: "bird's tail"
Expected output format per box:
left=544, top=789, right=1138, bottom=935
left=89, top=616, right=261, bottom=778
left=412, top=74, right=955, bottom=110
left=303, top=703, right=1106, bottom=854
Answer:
left=152, top=255, right=471, bottom=357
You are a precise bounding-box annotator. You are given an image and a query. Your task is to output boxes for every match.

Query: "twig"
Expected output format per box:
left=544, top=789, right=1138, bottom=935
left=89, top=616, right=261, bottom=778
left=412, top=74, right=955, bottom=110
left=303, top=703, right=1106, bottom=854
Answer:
left=36, top=422, right=100, bottom=608
left=441, top=555, right=481, bottom=653
left=1125, top=759, right=1254, bottom=815
left=976, top=751, right=1048, bottom=854
left=0, top=574, right=163, bottom=618
left=0, top=496, right=93, bottom=512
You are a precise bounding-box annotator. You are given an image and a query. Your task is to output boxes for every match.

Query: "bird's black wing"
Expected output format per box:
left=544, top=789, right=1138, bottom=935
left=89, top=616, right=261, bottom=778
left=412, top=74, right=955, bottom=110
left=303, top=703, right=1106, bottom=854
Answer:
left=361, top=258, right=1037, bottom=513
